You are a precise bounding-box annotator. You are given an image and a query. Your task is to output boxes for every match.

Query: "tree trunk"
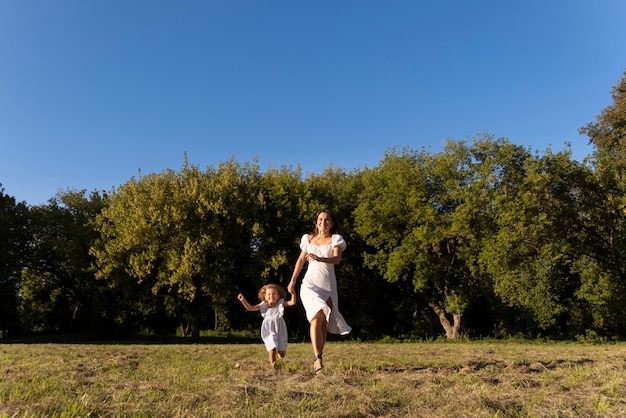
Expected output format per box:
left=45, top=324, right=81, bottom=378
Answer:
left=190, top=312, right=200, bottom=341
left=427, top=299, right=462, bottom=339
left=180, top=318, right=189, bottom=337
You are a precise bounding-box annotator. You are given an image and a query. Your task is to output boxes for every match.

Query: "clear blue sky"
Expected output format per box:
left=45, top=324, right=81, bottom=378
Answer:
left=1, top=1, right=625, bottom=206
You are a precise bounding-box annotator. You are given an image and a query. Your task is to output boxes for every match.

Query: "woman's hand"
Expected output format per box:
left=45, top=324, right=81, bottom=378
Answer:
left=305, top=253, right=319, bottom=262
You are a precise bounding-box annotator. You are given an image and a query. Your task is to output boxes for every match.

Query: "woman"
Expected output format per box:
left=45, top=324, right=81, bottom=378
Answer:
left=287, top=209, right=351, bottom=375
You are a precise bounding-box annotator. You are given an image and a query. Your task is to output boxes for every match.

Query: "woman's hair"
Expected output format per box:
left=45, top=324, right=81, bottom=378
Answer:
left=258, top=283, right=287, bottom=301
left=312, top=208, right=344, bottom=236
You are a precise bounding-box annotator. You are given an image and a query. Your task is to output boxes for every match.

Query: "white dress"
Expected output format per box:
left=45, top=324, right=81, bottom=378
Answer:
left=299, top=234, right=351, bottom=335
left=259, top=299, right=288, bottom=352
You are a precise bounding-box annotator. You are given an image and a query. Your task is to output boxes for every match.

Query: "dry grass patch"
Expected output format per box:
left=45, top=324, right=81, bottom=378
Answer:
left=2, top=341, right=626, bottom=417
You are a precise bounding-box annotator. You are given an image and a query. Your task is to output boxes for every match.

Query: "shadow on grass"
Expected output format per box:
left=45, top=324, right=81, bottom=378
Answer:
left=0, top=331, right=264, bottom=345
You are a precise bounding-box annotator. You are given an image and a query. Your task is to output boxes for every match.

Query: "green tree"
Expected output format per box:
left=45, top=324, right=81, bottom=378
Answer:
left=253, top=164, right=307, bottom=284
left=482, top=148, right=589, bottom=335
left=0, top=185, right=29, bottom=337
left=19, top=189, right=107, bottom=334
left=92, top=158, right=262, bottom=339
left=355, top=136, right=529, bottom=338
left=576, top=70, right=626, bottom=334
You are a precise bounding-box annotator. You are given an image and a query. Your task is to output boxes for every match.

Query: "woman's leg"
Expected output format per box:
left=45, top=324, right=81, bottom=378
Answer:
left=310, top=309, right=327, bottom=356
left=320, top=297, right=331, bottom=349
left=310, top=309, right=327, bottom=372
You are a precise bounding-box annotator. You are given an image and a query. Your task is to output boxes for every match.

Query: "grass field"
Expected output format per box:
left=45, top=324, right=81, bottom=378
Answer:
left=2, top=339, right=626, bottom=417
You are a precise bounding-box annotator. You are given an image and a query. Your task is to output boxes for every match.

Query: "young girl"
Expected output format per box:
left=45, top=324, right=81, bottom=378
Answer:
left=237, top=284, right=297, bottom=369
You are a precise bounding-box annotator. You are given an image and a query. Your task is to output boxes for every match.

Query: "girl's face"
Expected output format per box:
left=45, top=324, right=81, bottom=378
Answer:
left=264, top=287, right=281, bottom=306
left=316, top=212, right=333, bottom=234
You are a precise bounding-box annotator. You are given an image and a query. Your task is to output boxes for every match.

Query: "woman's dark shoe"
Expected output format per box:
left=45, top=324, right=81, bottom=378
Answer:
left=314, top=354, right=323, bottom=375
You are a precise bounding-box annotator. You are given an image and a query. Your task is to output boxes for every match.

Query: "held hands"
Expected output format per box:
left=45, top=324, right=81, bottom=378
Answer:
left=286, top=285, right=297, bottom=307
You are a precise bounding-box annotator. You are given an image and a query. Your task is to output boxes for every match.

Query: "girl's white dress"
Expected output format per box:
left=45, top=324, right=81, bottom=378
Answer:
left=259, top=299, right=288, bottom=352
left=299, top=233, right=351, bottom=335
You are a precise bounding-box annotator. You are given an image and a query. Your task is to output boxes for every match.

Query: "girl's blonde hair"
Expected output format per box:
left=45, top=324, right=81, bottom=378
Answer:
left=258, top=283, right=287, bottom=301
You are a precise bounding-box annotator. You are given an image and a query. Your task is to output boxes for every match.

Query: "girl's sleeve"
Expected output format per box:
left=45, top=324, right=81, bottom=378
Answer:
left=259, top=301, right=268, bottom=317
left=332, top=234, right=347, bottom=251
left=299, top=234, right=309, bottom=251
left=278, top=298, right=285, bottom=316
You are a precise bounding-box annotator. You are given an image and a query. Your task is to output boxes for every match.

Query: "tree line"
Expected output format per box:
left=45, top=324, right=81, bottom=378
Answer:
left=2, top=71, right=626, bottom=341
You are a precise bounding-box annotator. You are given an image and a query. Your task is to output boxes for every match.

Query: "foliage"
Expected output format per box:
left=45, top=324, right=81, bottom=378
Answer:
left=5, top=69, right=626, bottom=341
left=354, top=135, right=530, bottom=338
left=481, top=149, right=590, bottom=335
left=0, top=184, right=29, bottom=337
left=18, top=189, right=107, bottom=334
left=576, top=70, right=626, bottom=335
left=92, top=158, right=264, bottom=339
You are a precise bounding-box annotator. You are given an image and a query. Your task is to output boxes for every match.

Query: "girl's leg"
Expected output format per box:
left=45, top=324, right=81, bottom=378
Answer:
left=278, top=350, right=286, bottom=359
left=268, top=348, right=277, bottom=368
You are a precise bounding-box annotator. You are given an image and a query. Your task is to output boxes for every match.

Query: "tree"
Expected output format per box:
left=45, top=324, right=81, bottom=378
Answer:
left=355, top=135, right=530, bottom=338
left=481, top=148, right=590, bottom=336
left=576, top=70, right=626, bottom=334
left=580, top=70, right=626, bottom=160
left=92, top=158, right=263, bottom=339
left=18, top=190, right=107, bottom=334
left=252, top=164, right=307, bottom=285
left=0, top=185, right=29, bottom=338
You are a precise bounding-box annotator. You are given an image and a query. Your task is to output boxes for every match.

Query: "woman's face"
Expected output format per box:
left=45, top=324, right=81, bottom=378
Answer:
left=316, top=211, right=333, bottom=233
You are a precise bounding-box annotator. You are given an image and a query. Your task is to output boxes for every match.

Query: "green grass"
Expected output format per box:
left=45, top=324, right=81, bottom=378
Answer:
left=2, top=340, right=626, bottom=417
